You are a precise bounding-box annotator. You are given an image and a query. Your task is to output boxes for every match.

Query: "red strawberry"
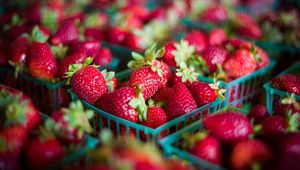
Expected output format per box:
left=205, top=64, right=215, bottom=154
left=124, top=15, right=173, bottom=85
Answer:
left=84, top=28, right=106, bottom=41
left=184, top=132, right=222, bottom=165
left=0, top=41, right=8, bottom=65
left=141, top=106, right=168, bottom=129
left=273, top=97, right=300, bottom=121
left=248, top=104, right=270, bottom=123
left=165, top=82, right=197, bottom=120
left=51, top=101, right=94, bottom=144
left=71, top=40, right=101, bottom=58
left=95, top=87, right=140, bottom=122
left=58, top=53, right=87, bottom=80
left=0, top=126, right=28, bottom=157
left=223, top=48, right=257, bottom=79
left=162, top=42, right=177, bottom=67
left=201, top=46, right=228, bottom=73
left=200, top=5, right=228, bottom=23
left=0, top=153, right=21, bottom=170
left=101, top=69, right=118, bottom=92
left=28, top=42, right=58, bottom=79
left=203, top=111, right=253, bottom=142
left=107, top=27, right=128, bottom=45
left=208, top=28, right=227, bottom=46
left=231, top=139, right=271, bottom=170
left=93, top=48, right=113, bottom=66
left=235, top=13, right=256, bottom=26
left=124, top=33, right=143, bottom=52
left=5, top=24, right=30, bottom=41
left=261, top=115, right=288, bottom=139
left=271, top=74, right=300, bottom=95
left=189, top=82, right=218, bottom=107
left=151, top=86, right=171, bottom=102
left=184, top=31, right=207, bottom=53
left=237, top=24, right=262, bottom=40
left=51, top=21, right=79, bottom=45
left=67, top=58, right=108, bottom=104
left=25, top=135, right=65, bottom=169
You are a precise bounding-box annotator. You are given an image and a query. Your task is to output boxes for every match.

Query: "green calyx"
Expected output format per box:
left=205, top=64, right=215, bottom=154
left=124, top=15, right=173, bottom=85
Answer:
left=129, top=85, right=148, bottom=122
left=62, top=100, right=94, bottom=138
left=287, top=110, right=299, bottom=133
left=30, top=25, right=49, bottom=43
left=41, top=7, right=58, bottom=33
left=51, top=44, right=68, bottom=62
left=175, top=63, right=198, bottom=83
left=209, top=76, right=226, bottom=101
left=8, top=59, right=27, bottom=78
left=65, top=57, right=95, bottom=84
left=3, top=14, right=24, bottom=31
left=84, top=12, right=104, bottom=28
left=281, top=94, right=300, bottom=110
left=214, top=64, right=229, bottom=82
left=250, top=45, right=262, bottom=63
left=172, top=40, right=195, bottom=66
left=182, top=132, right=208, bottom=149
left=0, top=90, right=27, bottom=127
left=101, top=69, right=116, bottom=92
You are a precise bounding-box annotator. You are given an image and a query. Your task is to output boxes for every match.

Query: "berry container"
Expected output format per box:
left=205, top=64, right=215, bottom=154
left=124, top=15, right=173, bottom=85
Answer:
left=264, top=60, right=300, bottom=113
left=198, top=60, right=276, bottom=107
left=0, top=57, right=119, bottom=114
left=67, top=69, right=224, bottom=144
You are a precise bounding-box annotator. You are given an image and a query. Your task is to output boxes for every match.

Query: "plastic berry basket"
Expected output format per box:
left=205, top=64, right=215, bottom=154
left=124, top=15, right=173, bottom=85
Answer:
left=198, top=60, right=276, bottom=107
left=255, top=41, right=300, bottom=59
left=263, top=60, right=300, bottom=113
left=0, top=57, right=119, bottom=114
left=180, top=18, right=216, bottom=32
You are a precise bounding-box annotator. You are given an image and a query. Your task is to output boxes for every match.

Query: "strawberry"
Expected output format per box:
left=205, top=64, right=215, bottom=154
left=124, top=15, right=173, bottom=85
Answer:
left=66, top=58, right=108, bottom=104
left=261, top=115, right=288, bottom=139
left=25, top=134, right=65, bottom=169
left=58, top=53, right=87, bottom=80
left=124, top=33, right=143, bottom=52
left=84, top=28, right=106, bottom=41
left=271, top=74, right=300, bottom=95
left=184, top=31, right=207, bottom=53
left=162, top=42, right=177, bottom=67
left=71, top=40, right=101, bottom=58
left=183, top=132, right=222, bottom=165
left=0, top=41, right=8, bottom=65
left=107, top=27, right=128, bottom=45
left=223, top=48, right=258, bottom=79
left=51, top=101, right=94, bottom=144
left=201, top=46, right=228, bottom=73
left=140, top=104, right=168, bottom=129
left=51, top=21, right=79, bottom=45
left=200, top=5, right=228, bottom=23
left=95, top=87, right=141, bottom=122
left=248, top=104, right=270, bottom=123
left=208, top=28, right=227, bottom=46
left=231, top=139, right=271, bottom=170
left=151, top=86, right=171, bottom=103
left=165, top=82, right=197, bottom=120
left=203, top=111, right=253, bottom=142
left=121, top=5, right=149, bottom=21
left=273, top=97, right=300, bottom=120
left=0, top=153, right=21, bottom=170
left=93, top=48, right=113, bottom=66
left=237, top=24, right=262, bottom=40
left=101, top=69, right=118, bottom=92
left=28, top=42, right=58, bottom=80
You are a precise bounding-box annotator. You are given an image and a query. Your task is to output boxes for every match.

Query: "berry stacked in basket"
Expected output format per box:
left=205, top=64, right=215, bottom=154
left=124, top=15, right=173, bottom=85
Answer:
left=271, top=73, right=300, bottom=96
left=0, top=84, right=94, bottom=169
left=181, top=102, right=300, bottom=170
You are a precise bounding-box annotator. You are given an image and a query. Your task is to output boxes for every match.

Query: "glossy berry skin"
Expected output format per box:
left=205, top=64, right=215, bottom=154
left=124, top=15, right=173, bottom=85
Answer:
left=231, top=139, right=271, bottom=170
left=223, top=49, right=257, bottom=79
left=93, top=48, right=112, bottom=66
left=9, top=36, right=29, bottom=65
left=201, top=46, right=228, bottom=73
left=96, top=87, right=139, bottom=122
left=208, top=28, right=227, bottom=46
left=84, top=28, right=106, bottom=41
left=203, top=112, right=253, bottom=142
left=141, top=106, right=168, bottom=128
left=189, top=82, right=217, bottom=107
left=71, top=40, right=100, bottom=58
left=248, top=104, right=270, bottom=123
left=58, top=53, right=87, bottom=80
left=271, top=74, right=300, bottom=95
left=201, top=5, right=228, bottom=23
left=162, top=42, right=177, bottom=67
left=25, top=137, right=65, bottom=169
left=165, top=83, right=197, bottom=120
left=28, top=42, right=58, bottom=79
left=124, top=33, right=143, bottom=52
left=153, top=60, right=171, bottom=87
left=189, top=136, right=222, bottom=165
left=71, top=66, right=108, bottom=104
left=51, top=21, right=79, bottom=45
left=151, top=86, right=171, bottom=102
left=107, top=27, right=128, bottom=45
left=184, top=31, right=207, bottom=54
left=262, top=115, right=287, bottom=139
left=237, top=25, right=262, bottom=40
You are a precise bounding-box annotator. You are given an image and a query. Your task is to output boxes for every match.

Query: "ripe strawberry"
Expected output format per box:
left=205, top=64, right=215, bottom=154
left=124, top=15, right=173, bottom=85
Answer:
left=208, top=28, right=227, bottom=46
left=231, top=139, right=271, bottom=170
left=237, top=24, right=262, bottom=40
left=124, top=33, right=143, bottom=52
left=168, top=64, right=199, bottom=89
left=0, top=41, right=8, bottom=65
left=273, top=97, right=300, bottom=121
left=141, top=106, right=168, bottom=129
left=28, top=42, right=58, bottom=79
left=95, top=87, right=140, bottom=122
left=189, top=82, right=218, bottom=107
left=223, top=48, right=257, bottom=79
left=71, top=40, right=101, bottom=58
left=5, top=24, right=30, bottom=41
left=51, top=21, right=79, bottom=45
left=261, top=115, right=288, bottom=139
left=201, top=46, right=228, bottom=73
left=162, top=42, right=177, bottom=67
left=93, top=48, right=113, bottom=66
left=235, top=13, right=256, bottom=26
left=84, top=28, right=106, bottom=41
left=151, top=86, right=171, bottom=102
left=0, top=153, right=21, bottom=170
left=200, top=5, right=228, bottom=23
left=25, top=135, right=65, bottom=169
left=107, top=27, right=128, bottom=45
left=165, top=82, right=197, bottom=120
left=248, top=104, right=270, bottom=123
left=67, top=58, right=108, bottom=104
left=58, top=53, right=87, bottom=80
left=203, top=111, right=253, bottom=142
left=183, top=132, right=222, bottom=165
left=271, top=74, right=300, bottom=95
left=184, top=31, right=207, bottom=53
left=51, top=101, right=94, bottom=144
left=0, top=125, right=28, bottom=157
left=101, top=69, right=118, bottom=92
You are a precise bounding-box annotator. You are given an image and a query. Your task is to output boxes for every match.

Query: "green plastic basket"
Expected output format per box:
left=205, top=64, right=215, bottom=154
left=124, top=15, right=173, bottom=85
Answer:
left=67, top=68, right=223, bottom=144
left=264, top=60, right=300, bottom=113
left=255, top=41, right=300, bottom=59
left=180, top=18, right=216, bottom=32
left=199, top=60, right=276, bottom=107
left=0, top=57, right=119, bottom=114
